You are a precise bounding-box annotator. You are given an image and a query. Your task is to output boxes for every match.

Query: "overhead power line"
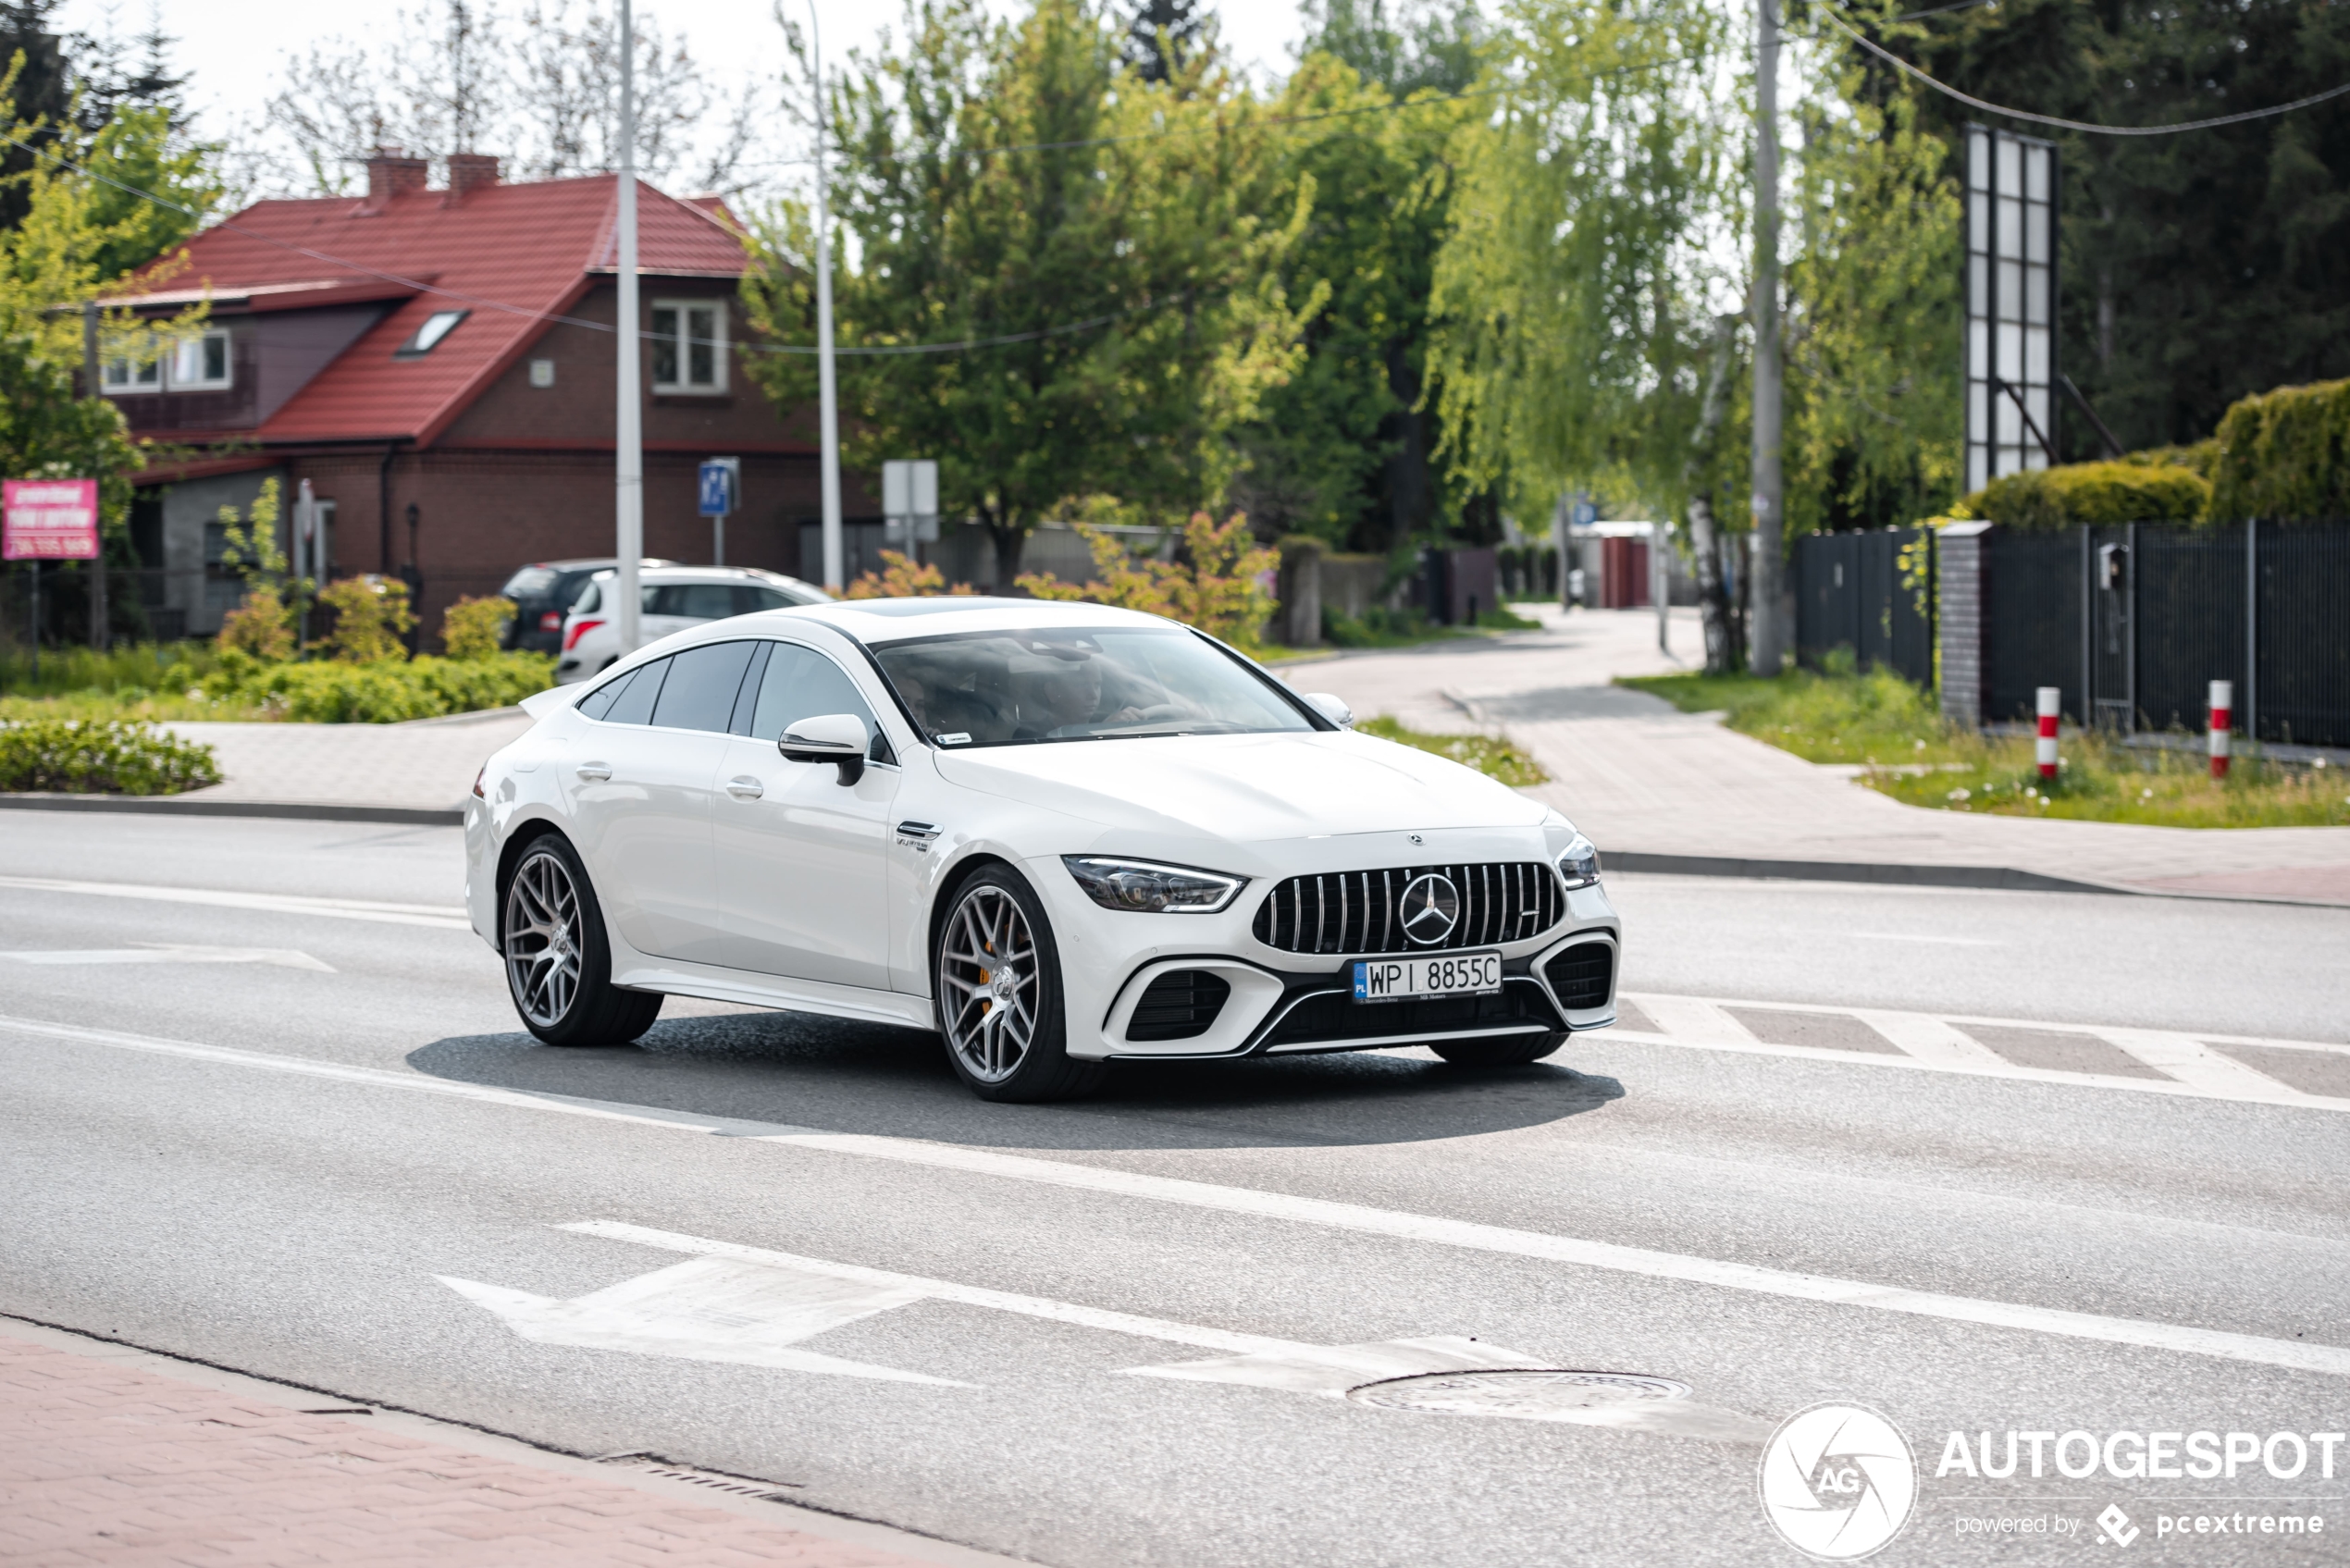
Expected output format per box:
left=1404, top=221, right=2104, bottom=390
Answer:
left=1818, top=7, right=2350, bottom=135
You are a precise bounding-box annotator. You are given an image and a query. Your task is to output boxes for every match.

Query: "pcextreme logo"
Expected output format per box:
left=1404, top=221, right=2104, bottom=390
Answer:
left=1759, top=1403, right=1919, bottom=1561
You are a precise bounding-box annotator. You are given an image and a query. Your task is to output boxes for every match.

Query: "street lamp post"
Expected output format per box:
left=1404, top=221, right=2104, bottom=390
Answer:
left=810, top=3, right=844, bottom=593
left=613, top=0, right=643, bottom=656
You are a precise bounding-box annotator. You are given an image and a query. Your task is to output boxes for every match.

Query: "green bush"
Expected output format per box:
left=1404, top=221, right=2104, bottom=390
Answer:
left=2208, top=377, right=2350, bottom=522
left=203, top=650, right=554, bottom=722
left=1962, top=460, right=2211, bottom=530
left=0, top=719, right=221, bottom=794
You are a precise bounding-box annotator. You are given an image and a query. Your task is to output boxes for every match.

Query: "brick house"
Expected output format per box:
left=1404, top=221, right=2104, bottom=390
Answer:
left=105, top=150, right=853, bottom=646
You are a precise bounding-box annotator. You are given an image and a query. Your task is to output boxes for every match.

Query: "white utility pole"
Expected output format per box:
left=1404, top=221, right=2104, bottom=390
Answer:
left=613, top=0, right=643, bottom=655
left=1749, top=0, right=1785, bottom=675
left=810, top=3, right=844, bottom=592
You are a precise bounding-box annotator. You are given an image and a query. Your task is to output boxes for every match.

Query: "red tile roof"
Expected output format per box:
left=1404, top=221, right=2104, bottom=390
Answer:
left=121, top=175, right=750, bottom=449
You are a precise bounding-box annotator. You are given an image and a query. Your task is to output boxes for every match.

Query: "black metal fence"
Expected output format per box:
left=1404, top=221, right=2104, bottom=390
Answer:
left=1794, top=527, right=1935, bottom=686
left=1979, top=521, right=2350, bottom=747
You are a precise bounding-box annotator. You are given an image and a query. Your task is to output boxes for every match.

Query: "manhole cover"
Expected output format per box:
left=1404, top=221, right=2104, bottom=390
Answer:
left=1347, top=1369, right=1692, bottom=1418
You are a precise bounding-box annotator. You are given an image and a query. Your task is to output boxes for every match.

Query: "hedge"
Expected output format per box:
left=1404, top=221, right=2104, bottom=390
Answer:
left=0, top=719, right=221, bottom=794
left=2208, top=377, right=2350, bottom=522
left=1960, top=459, right=2212, bottom=531
left=197, top=650, right=556, bottom=723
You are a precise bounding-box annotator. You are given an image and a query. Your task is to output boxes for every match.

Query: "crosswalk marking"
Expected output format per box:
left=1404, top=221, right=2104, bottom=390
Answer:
left=1609, top=991, right=2350, bottom=1111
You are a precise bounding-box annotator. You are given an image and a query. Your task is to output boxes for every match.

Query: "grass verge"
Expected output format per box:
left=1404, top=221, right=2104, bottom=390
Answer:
left=1359, top=714, right=1550, bottom=787
left=1621, top=665, right=2350, bottom=827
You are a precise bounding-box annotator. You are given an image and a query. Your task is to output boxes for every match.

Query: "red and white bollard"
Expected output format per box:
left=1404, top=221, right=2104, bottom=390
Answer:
left=2035, top=686, right=2060, bottom=780
left=2208, top=679, right=2232, bottom=779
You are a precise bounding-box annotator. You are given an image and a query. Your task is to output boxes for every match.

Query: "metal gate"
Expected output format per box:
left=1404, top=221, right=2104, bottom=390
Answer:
left=1794, top=528, right=1934, bottom=686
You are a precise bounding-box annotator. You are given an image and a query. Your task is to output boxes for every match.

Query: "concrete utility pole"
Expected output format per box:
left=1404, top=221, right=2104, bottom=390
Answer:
left=613, top=0, right=643, bottom=656
left=1749, top=0, right=1786, bottom=675
left=810, top=2, right=844, bottom=593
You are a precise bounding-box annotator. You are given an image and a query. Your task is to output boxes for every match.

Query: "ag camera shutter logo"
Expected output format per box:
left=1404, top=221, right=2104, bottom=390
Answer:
left=1758, top=1403, right=1918, bottom=1560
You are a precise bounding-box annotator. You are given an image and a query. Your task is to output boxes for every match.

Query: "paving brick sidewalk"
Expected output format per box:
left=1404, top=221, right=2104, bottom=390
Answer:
left=0, top=1323, right=983, bottom=1568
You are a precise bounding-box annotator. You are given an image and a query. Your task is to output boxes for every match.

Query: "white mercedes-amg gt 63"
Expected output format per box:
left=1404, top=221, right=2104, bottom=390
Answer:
left=464, top=598, right=1620, bottom=1101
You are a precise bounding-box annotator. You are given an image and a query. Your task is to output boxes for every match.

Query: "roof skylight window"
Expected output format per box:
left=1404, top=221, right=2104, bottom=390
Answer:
left=395, top=309, right=469, bottom=358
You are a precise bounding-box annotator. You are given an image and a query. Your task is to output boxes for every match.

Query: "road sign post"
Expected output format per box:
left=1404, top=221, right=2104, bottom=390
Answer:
left=5, top=478, right=96, bottom=680
left=698, top=457, right=739, bottom=566
left=882, top=460, right=939, bottom=562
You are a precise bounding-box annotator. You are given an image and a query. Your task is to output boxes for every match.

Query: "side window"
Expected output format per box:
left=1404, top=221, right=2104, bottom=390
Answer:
left=736, top=585, right=794, bottom=614
left=604, top=658, right=670, bottom=725
left=649, top=583, right=736, bottom=620
left=571, top=580, right=602, bottom=614
left=576, top=667, right=634, bottom=722
left=746, top=642, right=891, bottom=761
left=649, top=641, right=759, bottom=732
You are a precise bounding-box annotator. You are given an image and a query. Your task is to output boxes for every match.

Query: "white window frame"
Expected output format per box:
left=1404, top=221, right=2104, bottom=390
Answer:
left=649, top=298, right=727, bottom=394
left=167, top=327, right=233, bottom=392
left=100, top=340, right=162, bottom=395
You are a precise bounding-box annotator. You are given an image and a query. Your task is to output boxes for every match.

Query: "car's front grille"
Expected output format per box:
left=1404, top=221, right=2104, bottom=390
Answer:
left=1125, top=969, right=1231, bottom=1042
left=1252, top=863, right=1565, bottom=956
left=1260, top=980, right=1563, bottom=1051
left=1543, top=941, right=1614, bottom=1011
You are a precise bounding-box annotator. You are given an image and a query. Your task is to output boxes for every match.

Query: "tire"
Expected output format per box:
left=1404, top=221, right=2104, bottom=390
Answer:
left=501, top=833, right=663, bottom=1047
left=934, top=865, right=1107, bottom=1103
left=1429, top=1031, right=1566, bottom=1067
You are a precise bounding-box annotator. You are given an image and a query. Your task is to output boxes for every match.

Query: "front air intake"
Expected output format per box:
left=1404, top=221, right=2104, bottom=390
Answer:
left=1125, top=969, right=1232, bottom=1042
left=1543, top=942, right=1614, bottom=1012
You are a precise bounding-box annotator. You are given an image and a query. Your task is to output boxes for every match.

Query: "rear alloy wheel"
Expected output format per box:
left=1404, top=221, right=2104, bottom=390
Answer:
left=1429, top=1031, right=1566, bottom=1067
left=935, top=868, right=1106, bottom=1103
left=502, top=835, right=662, bottom=1047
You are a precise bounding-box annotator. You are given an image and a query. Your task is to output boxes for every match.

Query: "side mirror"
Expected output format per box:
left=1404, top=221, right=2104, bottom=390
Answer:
left=1303, top=691, right=1354, bottom=729
left=780, top=712, right=869, bottom=785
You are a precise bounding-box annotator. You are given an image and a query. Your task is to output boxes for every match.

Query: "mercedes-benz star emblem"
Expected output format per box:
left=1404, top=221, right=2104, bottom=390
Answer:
left=1399, top=872, right=1460, bottom=945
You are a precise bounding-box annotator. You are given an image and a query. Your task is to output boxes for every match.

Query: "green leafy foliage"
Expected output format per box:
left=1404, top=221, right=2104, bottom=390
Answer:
left=0, top=717, right=219, bottom=794
left=1963, top=461, right=2212, bottom=530
left=2208, top=377, right=2350, bottom=522
left=439, top=595, right=514, bottom=660
left=1358, top=714, right=1548, bottom=786
left=192, top=650, right=556, bottom=723
left=741, top=0, right=1317, bottom=582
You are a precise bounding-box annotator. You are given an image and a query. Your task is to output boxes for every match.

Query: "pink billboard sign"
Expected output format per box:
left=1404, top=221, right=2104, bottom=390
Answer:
left=3, top=478, right=99, bottom=561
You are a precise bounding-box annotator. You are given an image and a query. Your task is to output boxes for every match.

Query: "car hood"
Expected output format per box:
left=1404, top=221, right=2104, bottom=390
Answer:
left=933, top=730, right=1545, bottom=842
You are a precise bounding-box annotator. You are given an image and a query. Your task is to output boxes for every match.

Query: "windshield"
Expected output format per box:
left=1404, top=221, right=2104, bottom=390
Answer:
left=873, top=625, right=1315, bottom=747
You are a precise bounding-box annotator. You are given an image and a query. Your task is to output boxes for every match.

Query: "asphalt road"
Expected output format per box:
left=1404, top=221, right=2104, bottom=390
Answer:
left=2, top=811, right=2346, bottom=1566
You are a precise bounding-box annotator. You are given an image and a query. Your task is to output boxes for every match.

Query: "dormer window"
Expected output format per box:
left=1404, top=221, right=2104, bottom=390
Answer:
left=649, top=300, right=725, bottom=392
left=167, top=328, right=231, bottom=390
left=397, top=309, right=469, bottom=357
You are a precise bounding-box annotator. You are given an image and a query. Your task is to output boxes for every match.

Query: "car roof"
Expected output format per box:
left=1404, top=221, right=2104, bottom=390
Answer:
left=583, top=565, right=810, bottom=586
left=526, top=558, right=673, bottom=573
left=773, top=596, right=1180, bottom=643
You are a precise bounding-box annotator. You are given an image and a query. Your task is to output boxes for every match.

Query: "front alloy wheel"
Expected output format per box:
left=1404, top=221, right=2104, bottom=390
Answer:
left=501, top=835, right=662, bottom=1047
left=935, top=868, right=1106, bottom=1102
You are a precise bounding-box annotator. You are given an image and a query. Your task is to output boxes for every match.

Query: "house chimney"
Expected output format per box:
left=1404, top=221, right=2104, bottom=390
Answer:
left=445, top=153, right=500, bottom=203
left=365, top=146, right=429, bottom=204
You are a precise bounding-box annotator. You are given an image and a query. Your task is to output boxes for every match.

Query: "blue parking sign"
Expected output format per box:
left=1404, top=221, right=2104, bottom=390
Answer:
left=698, top=459, right=737, bottom=517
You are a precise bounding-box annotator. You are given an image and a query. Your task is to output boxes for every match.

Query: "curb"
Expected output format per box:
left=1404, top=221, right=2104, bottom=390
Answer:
left=1602, top=850, right=2123, bottom=895
left=0, top=793, right=463, bottom=827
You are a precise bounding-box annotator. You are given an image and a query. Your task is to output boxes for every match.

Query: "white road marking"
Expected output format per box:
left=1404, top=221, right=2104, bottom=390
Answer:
left=0, top=874, right=471, bottom=932
left=1845, top=932, right=2005, bottom=946
left=1613, top=991, right=2350, bottom=1111
left=0, top=945, right=334, bottom=972
left=10, top=1011, right=2350, bottom=1380
left=560, top=1222, right=1764, bottom=1438
left=443, top=1255, right=967, bottom=1384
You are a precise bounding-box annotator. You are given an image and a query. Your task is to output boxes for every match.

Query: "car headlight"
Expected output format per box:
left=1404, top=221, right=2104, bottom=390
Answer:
left=1062, top=857, right=1246, bottom=913
left=1556, top=833, right=1602, bottom=890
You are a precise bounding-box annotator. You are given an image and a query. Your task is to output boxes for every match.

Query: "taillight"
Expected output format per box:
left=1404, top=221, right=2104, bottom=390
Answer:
left=472, top=765, right=487, bottom=799
left=563, top=618, right=604, bottom=652
left=538, top=611, right=563, bottom=631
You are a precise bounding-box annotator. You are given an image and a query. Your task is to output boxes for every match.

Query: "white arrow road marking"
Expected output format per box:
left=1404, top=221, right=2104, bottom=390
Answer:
left=0, top=875, right=471, bottom=932
left=555, top=1222, right=1765, bottom=1438
left=440, top=1255, right=967, bottom=1384
left=0, top=945, right=334, bottom=971
left=9, top=1013, right=2350, bottom=1379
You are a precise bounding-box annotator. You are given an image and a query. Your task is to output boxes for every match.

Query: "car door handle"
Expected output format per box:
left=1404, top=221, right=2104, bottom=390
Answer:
left=575, top=762, right=612, bottom=782
left=725, top=776, right=764, bottom=799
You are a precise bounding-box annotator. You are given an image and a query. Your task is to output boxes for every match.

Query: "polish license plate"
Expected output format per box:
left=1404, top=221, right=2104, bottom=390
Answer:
left=1352, top=951, right=1503, bottom=1002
